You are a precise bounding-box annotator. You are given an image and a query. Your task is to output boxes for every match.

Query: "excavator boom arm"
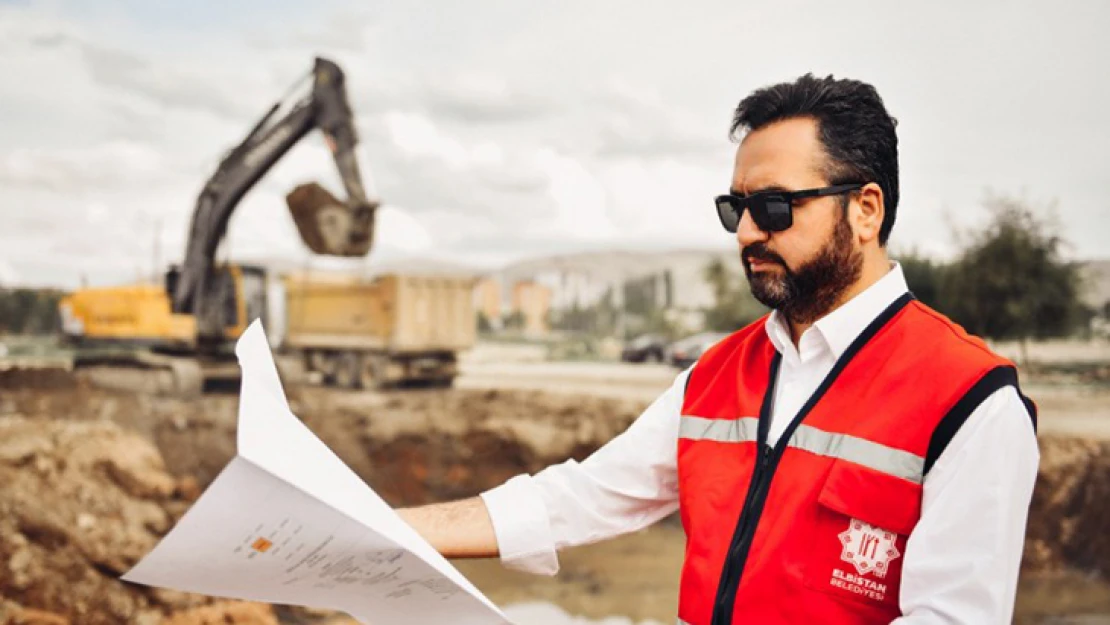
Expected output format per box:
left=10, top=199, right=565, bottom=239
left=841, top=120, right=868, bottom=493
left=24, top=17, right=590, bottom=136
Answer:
left=170, top=58, right=378, bottom=341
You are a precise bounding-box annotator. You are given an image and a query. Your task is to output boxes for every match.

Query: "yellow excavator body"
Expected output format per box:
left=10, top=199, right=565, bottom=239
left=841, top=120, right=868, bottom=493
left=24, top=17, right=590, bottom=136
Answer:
left=59, top=285, right=195, bottom=347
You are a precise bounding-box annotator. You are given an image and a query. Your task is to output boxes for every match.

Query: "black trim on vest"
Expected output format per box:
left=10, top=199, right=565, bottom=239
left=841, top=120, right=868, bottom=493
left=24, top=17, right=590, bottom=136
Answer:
left=923, top=365, right=1037, bottom=476
left=709, top=291, right=915, bottom=625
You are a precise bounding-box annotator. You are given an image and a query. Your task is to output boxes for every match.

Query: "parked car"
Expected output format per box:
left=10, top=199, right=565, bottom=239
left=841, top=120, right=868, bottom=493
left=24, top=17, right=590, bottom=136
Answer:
left=620, top=334, right=668, bottom=363
left=667, top=332, right=729, bottom=369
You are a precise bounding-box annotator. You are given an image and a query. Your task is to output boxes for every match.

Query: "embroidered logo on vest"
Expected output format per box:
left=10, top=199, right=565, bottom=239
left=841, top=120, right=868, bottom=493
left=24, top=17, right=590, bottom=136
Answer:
left=838, top=518, right=901, bottom=578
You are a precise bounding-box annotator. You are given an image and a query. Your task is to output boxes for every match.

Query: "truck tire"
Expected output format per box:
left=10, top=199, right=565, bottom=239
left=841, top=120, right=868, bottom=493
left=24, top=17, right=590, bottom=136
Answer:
left=359, top=353, right=389, bottom=391
left=333, top=351, right=362, bottom=390
left=169, top=359, right=204, bottom=398
left=430, top=376, right=456, bottom=389
left=307, top=350, right=340, bottom=387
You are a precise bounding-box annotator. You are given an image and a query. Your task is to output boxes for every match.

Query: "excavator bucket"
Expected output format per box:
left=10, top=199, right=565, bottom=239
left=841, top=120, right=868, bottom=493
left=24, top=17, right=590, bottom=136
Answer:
left=286, top=182, right=374, bottom=256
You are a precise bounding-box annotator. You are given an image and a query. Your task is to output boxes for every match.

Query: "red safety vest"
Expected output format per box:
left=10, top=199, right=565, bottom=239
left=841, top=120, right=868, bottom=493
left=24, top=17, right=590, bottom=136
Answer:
left=676, top=294, right=1035, bottom=625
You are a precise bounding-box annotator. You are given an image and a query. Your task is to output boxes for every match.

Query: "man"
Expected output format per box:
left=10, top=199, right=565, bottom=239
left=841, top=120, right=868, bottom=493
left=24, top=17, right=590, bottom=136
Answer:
left=398, top=74, right=1039, bottom=624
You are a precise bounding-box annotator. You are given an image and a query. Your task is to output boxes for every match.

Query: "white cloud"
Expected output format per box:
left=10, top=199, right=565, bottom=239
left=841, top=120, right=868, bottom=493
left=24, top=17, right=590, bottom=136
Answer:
left=384, top=111, right=474, bottom=167
left=533, top=148, right=616, bottom=240
left=375, top=205, right=434, bottom=253
left=1, top=0, right=1108, bottom=290
left=0, top=140, right=168, bottom=190
left=0, top=258, right=22, bottom=286
left=249, top=8, right=375, bottom=53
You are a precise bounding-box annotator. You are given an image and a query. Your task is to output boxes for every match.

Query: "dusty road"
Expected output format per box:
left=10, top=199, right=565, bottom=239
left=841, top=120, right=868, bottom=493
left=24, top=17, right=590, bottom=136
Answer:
left=457, top=360, right=678, bottom=402
left=460, top=359, right=1110, bottom=440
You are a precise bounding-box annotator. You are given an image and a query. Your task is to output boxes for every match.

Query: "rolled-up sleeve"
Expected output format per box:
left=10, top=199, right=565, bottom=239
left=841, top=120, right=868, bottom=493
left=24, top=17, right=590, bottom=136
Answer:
left=479, top=368, right=690, bottom=575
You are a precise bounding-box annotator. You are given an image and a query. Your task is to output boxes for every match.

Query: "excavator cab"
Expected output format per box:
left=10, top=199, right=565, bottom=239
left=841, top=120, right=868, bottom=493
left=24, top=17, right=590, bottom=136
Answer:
left=164, top=264, right=268, bottom=347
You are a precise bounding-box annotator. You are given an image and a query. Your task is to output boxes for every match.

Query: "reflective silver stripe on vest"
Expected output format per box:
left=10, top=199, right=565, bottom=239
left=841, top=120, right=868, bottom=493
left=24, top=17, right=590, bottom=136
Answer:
left=677, top=620, right=693, bottom=625
left=789, top=424, right=924, bottom=484
left=679, top=416, right=925, bottom=484
left=678, top=415, right=759, bottom=443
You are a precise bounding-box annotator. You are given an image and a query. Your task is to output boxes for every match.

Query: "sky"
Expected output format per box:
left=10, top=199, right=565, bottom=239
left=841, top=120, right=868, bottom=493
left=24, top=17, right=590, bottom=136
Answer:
left=0, top=0, right=1107, bottom=288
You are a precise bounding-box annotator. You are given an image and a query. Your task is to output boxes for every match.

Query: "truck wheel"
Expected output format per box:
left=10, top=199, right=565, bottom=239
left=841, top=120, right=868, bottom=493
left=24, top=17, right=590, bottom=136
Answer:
left=334, top=352, right=362, bottom=390
left=430, top=376, right=456, bottom=389
left=309, top=350, right=340, bottom=387
left=359, top=354, right=389, bottom=391
left=169, top=359, right=204, bottom=398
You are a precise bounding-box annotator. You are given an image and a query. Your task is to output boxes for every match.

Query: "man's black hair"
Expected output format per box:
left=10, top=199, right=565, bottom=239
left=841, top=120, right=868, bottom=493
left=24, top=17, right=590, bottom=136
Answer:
left=730, top=73, right=900, bottom=246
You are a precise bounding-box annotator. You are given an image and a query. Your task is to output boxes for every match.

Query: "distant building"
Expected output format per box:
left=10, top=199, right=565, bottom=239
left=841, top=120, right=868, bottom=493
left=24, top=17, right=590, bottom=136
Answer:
left=512, top=281, right=552, bottom=337
left=1080, top=260, right=1110, bottom=314
left=1080, top=260, right=1110, bottom=338
left=532, top=268, right=611, bottom=311
left=473, top=277, right=503, bottom=328
left=479, top=249, right=735, bottom=338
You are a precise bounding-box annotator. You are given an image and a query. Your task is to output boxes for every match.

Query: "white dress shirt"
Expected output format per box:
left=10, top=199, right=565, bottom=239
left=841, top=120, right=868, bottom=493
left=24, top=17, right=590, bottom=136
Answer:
left=480, top=263, right=1040, bottom=624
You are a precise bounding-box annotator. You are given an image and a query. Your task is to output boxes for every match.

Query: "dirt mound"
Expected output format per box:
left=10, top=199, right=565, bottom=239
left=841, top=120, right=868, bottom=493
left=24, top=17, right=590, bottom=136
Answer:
left=2, top=386, right=240, bottom=488
left=294, top=386, right=647, bottom=506
left=0, top=383, right=645, bottom=623
left=0, top=416, right=278, bottom=625
left=1025, top=435, right=1110, bottom=575
left=0, top=366, right=76, bottom=391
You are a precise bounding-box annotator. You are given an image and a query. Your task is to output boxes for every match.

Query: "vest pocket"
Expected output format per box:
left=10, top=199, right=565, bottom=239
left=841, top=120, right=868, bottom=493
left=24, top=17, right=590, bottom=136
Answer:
left=802, top=459, right=922, bottom=612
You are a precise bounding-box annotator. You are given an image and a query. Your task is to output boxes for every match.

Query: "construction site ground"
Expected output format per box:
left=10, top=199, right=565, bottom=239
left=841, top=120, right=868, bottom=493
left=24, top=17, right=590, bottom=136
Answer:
left=1, top=344, right=1109, bottom=624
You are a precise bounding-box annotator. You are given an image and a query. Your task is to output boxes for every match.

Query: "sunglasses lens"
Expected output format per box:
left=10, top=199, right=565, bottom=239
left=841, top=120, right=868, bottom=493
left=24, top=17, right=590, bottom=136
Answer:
left=754, top=197, right=792, bottom=232
left=715, top=197, right=742, bottom=233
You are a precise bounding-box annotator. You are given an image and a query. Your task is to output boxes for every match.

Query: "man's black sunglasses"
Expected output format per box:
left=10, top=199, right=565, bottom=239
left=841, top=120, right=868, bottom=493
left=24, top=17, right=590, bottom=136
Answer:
left=714, top=182, right=865, bottom=233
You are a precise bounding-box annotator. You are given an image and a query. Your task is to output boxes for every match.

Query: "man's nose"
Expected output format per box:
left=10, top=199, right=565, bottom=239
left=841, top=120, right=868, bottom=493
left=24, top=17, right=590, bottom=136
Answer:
left=736, top=208, right=768, bottom=247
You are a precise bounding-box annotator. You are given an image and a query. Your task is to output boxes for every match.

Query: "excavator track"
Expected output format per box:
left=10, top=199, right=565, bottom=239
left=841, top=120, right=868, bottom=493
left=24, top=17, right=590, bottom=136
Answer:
left=73, top=351, right=206, bottom=398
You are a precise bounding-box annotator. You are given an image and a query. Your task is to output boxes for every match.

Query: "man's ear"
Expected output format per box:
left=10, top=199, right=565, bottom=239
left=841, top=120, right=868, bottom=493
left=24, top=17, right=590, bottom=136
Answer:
left=853, top=182, right=885, bottom=244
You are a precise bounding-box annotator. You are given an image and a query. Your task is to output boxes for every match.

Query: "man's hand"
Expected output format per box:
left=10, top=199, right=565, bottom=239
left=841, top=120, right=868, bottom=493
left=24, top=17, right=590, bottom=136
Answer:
left=396, top=497, right=500, bottom=559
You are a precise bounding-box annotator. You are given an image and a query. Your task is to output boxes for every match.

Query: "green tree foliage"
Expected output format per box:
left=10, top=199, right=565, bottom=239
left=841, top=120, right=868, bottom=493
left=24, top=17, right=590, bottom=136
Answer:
left=941, top=194, right=1089, bottom=351
left=0, top=288, right=64, bottom=335
left=548, top=289, right=622, bottom=337
left=893, top=249, right=947, bottom=313
left=625, top=308, right=680, bottom=341
left=476, top=311, right=494, bottom=334
left=702, top=257, right=769, bottom=332
left=501, top=311, right=526, bottom=331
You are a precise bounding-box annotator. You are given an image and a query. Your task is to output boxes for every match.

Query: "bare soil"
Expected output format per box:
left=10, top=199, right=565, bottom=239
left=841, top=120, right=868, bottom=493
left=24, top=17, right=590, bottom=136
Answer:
left=0, top=360, right=1109, bottom=624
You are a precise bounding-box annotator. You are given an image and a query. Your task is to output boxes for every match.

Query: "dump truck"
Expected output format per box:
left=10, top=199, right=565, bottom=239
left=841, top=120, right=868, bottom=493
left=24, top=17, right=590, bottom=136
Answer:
left=274, top=273, right=477, bottom=389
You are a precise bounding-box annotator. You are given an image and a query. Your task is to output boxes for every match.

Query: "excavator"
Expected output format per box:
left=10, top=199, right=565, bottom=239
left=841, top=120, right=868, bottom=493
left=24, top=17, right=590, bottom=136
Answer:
left=57, top=57, right=380, bottom=394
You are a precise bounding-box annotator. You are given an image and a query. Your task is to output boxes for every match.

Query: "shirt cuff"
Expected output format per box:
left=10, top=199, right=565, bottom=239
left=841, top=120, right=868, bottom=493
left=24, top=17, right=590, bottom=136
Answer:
left=479, top=474, right=560, bottom=576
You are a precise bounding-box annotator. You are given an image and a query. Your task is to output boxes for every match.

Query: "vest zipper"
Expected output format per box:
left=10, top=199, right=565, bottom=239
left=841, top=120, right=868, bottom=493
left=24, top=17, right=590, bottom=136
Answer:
left=707, top=293, right=914, bottom=624
left=709, top=353, right=781, bottom=625
left=710, top=416, right=795, bottom=625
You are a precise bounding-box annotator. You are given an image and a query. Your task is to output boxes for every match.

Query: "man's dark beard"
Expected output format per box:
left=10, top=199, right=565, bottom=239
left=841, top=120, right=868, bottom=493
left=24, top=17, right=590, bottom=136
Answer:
left=742, top=212, right=863, bottom=325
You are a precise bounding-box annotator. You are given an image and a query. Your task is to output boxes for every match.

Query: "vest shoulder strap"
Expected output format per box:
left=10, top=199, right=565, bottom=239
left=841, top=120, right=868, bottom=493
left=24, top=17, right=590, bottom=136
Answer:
left=924, top=364, right=1037, bottom=475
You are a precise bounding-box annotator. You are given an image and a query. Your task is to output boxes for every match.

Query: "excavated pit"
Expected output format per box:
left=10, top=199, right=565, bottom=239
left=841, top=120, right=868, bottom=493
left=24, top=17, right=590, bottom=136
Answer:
left=1, top=369, right=1109, bottom=623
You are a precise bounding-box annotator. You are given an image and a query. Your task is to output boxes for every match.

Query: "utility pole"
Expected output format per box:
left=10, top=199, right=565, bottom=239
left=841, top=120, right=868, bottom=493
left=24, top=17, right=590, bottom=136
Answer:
left=153, top=216, right=162, bottom=284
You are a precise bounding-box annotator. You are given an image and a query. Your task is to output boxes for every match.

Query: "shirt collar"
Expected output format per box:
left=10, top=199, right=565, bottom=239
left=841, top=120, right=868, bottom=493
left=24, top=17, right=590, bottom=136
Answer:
left=765, top=262, right=909, bottom=360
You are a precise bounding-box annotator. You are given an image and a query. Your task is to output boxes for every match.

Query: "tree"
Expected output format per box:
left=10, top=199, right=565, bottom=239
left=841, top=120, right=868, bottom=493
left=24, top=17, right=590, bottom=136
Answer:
left=476, top=311, right=493, bottom=334
left=941, top=194, right=1089, bottom=363
left=0, top=288, right=64, bottom=335
left=626, top=307, right=680, bottom=341
left=702, top=258, right=768, bottom=332
left=892, top=249, right=947, bottom=313
left=502, top=311, right=525, bottom=331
